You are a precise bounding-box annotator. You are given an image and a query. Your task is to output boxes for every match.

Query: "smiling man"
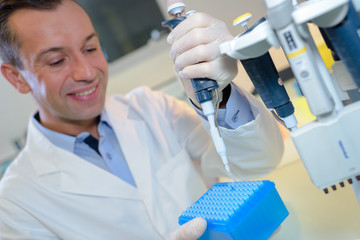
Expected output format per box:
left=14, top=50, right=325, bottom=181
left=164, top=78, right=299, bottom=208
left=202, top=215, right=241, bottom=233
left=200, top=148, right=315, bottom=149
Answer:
left=0, top=0, right=284, bottom=239
left=3, top=1, right=108, bottom=138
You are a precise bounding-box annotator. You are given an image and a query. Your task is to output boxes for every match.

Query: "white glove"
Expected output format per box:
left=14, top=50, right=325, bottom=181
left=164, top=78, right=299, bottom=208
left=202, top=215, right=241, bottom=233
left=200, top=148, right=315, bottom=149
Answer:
left=167, top=217, right=207, bottom=240
left=167, top=12, right=238, bottom=107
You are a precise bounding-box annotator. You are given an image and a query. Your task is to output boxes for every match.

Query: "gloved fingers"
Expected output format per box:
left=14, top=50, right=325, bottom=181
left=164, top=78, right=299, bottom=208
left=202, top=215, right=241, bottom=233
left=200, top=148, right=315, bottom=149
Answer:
left=167, top=10, right=238, bottom=107
left=168, top=11, right=236, bottom=85
left=209, top=55, right=239, bottom=89
left=181, top=76, right=225, bottom=109
left=170, top=27, right=219, bottom=61
left=167, top=12, right=222, bottom=44
left=178, top=60, right=215, bottom=80
left=179, top=55, right=238, bottom=90
left=178, top=76, right=196, bottom=98
left=173, top=42, right=219, bottom=73
left=167, top=217, right=207, bottom=240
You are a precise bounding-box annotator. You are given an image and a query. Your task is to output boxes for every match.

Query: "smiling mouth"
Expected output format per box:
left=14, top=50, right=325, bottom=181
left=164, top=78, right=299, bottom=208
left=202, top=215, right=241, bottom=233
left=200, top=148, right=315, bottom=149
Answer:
left=74, top=86, right=96, bottom=96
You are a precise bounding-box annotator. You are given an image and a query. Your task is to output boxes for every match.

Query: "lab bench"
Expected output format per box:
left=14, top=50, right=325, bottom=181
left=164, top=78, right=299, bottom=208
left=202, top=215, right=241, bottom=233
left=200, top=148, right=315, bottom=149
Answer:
left=257, top=143, right=360, bottom=239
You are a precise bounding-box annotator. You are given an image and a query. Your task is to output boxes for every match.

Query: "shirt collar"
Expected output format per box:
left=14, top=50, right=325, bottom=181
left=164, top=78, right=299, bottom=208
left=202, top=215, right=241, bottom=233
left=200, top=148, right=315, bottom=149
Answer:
left=32, top=111, right=111, bottom=153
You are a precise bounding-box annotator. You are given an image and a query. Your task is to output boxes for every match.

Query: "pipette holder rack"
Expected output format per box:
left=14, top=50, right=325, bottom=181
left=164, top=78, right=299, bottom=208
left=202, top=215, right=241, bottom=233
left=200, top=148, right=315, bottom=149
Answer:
left=179, top=180, right=288, bottom=240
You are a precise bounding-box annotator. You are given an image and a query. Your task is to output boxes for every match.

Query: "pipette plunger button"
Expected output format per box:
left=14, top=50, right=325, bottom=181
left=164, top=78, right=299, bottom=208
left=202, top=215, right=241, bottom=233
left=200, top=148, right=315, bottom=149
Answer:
left=233, top=13, right=252, bottom=31
left=167, top=3, right=185, bottom=16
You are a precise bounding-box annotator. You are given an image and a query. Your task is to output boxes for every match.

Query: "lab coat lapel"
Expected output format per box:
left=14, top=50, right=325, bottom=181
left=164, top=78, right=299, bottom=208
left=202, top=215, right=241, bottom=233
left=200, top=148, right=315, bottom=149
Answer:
left=27, top=118, right=140, bottom=200
left=105, top=97, right=155, bottom=219
left=57, top=151, right=140, bottom=199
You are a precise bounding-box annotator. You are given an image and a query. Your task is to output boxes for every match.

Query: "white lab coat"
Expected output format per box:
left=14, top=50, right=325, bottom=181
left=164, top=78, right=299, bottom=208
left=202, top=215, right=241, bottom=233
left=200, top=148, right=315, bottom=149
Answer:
left=0, top=86, right=283, bottom=240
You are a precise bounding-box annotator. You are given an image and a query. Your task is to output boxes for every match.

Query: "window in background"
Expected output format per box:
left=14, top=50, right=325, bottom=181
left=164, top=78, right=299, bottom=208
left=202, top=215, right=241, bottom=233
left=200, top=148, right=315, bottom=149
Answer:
left=77, top=0, right=166, bottom=62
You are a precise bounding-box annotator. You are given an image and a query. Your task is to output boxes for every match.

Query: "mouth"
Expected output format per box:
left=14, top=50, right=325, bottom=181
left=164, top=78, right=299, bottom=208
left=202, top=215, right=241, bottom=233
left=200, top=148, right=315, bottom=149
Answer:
left=67, top=83, right=100, bottom=102
left=74, top=86, right=96, bottom=97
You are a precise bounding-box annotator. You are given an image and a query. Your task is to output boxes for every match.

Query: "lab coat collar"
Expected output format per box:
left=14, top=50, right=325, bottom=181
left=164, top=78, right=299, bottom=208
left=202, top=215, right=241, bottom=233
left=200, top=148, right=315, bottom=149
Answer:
left=26, top=118, right=140, bottom=200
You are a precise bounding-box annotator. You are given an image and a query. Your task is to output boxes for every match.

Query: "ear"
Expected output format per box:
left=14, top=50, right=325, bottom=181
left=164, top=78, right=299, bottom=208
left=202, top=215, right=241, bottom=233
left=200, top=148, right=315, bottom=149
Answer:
left=1, top=62, right=31, bottom=94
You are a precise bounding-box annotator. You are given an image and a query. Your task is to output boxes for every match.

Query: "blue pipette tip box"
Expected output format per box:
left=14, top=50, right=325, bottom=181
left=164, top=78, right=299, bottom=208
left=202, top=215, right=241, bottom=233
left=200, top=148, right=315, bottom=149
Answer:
left=178, top=180, right=289, bottom=240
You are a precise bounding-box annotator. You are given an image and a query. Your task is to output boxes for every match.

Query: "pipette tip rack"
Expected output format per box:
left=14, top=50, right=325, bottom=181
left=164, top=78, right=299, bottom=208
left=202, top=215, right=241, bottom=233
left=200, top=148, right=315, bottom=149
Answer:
left=178, top=180, right=288, bottom=240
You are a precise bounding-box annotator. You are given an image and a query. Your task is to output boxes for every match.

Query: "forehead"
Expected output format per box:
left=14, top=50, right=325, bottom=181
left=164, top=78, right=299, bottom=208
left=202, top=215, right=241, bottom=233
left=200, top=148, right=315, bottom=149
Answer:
left=9, top=1, right=95, bottom=54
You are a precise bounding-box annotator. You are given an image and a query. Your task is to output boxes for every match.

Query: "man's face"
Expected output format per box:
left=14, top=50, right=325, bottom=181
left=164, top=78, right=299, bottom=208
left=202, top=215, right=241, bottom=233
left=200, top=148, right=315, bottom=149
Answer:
left=9, top=0, right=108, bottom=128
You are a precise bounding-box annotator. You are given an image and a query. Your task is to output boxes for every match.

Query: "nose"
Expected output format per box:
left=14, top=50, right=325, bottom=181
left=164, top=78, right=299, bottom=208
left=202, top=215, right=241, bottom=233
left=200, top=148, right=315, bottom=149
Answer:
left=71, top=53, right=97, bottom=81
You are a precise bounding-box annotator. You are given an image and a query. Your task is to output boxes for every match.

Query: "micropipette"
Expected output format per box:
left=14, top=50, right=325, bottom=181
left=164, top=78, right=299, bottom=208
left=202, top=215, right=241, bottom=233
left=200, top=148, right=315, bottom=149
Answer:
left=162, top=3, right=234, bottom=180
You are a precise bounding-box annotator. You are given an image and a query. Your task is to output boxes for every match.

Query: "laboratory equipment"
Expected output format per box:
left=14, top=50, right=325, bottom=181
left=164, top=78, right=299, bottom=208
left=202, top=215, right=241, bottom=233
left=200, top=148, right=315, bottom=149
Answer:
left=162, top=3, right=233, bottom=179
left=220, top=0, right=360, bottom=203
left=179, top=180, right=288, bottom=240
left=224, top=14, right=297, bottom=130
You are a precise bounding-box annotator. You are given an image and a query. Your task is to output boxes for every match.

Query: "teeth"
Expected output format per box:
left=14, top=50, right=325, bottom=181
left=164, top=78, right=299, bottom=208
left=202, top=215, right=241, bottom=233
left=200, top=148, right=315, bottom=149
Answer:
left=75, top=86, right=96, bottom=96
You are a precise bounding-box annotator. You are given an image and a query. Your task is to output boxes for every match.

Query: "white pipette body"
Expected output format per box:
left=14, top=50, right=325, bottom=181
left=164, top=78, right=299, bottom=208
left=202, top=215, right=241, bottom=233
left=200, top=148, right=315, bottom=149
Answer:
left=201, top=101, right=233, bottom=180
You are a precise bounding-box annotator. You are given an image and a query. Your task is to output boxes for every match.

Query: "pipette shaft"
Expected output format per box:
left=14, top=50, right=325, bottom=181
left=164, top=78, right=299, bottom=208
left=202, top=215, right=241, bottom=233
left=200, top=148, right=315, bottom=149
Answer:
left=202, top=101, right=233, bottom=179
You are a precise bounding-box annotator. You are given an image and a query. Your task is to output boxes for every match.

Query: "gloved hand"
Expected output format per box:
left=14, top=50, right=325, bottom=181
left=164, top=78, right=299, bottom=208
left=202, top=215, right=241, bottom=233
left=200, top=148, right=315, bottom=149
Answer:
left=167, top=11, right=238, bottom=108
left=167, top=217, right=207, bottom=240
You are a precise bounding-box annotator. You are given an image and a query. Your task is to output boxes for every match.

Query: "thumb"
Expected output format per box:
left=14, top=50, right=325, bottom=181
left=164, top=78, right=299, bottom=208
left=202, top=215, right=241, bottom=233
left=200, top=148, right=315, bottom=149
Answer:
left=168, top=217, right=207, bottom=240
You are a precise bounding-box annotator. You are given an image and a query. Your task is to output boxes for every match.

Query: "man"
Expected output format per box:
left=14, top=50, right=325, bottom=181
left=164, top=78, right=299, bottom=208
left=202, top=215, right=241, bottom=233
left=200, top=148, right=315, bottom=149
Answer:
left=0, top=0, right=284, bottom=239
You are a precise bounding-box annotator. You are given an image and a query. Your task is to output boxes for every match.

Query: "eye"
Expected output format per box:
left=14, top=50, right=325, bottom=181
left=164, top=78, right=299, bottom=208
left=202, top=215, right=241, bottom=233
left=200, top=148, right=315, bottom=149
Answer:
left=84, top=47, right=97, bottom=54
left=49, top=58, right=64, bottom=66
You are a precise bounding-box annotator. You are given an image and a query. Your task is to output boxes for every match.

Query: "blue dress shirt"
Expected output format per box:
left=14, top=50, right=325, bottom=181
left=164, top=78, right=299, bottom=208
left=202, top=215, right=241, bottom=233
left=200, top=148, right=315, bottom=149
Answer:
left=33, top=112, right=136, bottom=186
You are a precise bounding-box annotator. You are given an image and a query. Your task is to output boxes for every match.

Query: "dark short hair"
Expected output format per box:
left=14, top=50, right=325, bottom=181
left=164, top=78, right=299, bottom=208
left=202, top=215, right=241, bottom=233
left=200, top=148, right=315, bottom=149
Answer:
left=0, top=0, right=71, bottom=69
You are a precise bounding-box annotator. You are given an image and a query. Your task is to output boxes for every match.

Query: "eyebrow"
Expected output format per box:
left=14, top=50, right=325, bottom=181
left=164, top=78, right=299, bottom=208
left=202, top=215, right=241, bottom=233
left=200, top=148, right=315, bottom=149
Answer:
left=36, top=32, right=99, bottom=61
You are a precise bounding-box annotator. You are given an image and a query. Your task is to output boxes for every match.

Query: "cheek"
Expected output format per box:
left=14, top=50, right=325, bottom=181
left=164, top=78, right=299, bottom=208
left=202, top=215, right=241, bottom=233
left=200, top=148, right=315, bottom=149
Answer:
left=29, top=78, right=54, bottom=102
left=93, top=57, right=109, bottom=86
left=41, top=66, right=73, bottom=96
left=94, top=52, right=108, bottom=71
left=31, top=73, right=64, bottom=101
left=39, top=80, right=55, bottom=98
left=19, top=70, right=43, bottom=95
